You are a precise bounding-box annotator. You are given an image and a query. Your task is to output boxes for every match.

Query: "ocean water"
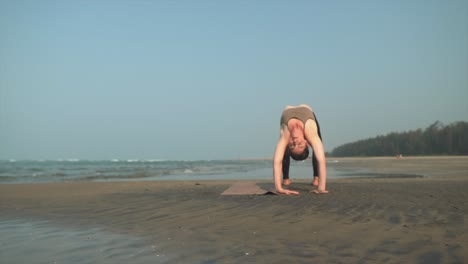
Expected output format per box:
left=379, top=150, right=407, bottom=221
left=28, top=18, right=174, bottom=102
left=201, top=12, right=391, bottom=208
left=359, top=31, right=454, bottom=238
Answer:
left=0, top=159, right=344, bottom=184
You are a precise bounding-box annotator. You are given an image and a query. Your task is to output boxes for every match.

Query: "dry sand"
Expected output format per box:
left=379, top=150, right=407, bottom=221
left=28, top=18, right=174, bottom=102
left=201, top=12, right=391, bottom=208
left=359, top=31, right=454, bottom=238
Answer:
left=1, top=156, right=467, bottom=263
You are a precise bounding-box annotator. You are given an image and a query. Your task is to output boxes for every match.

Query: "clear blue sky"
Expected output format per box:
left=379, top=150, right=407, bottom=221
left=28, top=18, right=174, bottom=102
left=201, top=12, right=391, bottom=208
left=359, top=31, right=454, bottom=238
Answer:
left=1, top=0, right=467, bottom=160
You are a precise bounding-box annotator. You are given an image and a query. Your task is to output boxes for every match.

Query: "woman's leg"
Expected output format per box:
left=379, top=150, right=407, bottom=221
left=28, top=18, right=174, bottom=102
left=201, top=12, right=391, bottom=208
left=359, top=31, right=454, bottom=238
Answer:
left=282, top=148, right=291, bottom=184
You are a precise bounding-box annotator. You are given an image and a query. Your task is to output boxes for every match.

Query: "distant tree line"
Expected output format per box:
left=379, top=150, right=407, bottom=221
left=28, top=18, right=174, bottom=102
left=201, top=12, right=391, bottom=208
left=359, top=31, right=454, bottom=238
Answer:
left=330, top=121, right=468, bottom=157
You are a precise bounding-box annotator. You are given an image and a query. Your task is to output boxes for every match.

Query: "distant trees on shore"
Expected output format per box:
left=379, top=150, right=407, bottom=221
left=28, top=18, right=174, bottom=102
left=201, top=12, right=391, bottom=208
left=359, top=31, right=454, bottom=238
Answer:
left=330, top=121, right=468, bottom=157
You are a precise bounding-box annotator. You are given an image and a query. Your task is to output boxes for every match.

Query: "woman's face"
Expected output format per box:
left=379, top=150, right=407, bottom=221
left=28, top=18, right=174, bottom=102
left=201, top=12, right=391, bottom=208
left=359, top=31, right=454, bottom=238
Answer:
left=288, top=122, right=306, bottom=154
left=288, top=136, right=307, bottom=155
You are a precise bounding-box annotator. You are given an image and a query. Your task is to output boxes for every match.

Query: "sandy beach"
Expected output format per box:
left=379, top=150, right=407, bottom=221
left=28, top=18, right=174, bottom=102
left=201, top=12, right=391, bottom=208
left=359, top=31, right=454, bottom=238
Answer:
left=1, top=156, right=467, bottom=263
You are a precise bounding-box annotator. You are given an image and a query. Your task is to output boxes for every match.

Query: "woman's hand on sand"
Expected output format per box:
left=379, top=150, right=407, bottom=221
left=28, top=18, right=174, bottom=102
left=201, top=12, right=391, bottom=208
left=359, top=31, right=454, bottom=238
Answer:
left=311, top=189, right=329, bottom=194
left=276, top=189, right=299, bottom=195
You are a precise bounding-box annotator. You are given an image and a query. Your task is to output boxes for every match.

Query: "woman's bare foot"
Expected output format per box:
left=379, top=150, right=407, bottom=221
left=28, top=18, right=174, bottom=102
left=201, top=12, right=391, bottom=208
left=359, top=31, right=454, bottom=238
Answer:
left=283, top=179, right=291, bottom=186
left=311, top=177, right=319, bottom=187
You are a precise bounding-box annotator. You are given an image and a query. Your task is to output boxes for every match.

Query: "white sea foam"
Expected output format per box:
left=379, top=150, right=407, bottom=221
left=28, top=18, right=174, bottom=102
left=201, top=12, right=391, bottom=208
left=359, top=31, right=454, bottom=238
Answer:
left=109, top=159, right=166, bottom=163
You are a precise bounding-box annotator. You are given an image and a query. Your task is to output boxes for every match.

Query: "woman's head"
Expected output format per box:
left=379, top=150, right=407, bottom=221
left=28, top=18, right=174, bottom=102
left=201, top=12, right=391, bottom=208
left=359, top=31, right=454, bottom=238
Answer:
left=290, top=146, right=309, bottom=161
left=287, top=122, right=309, bottom=160
left=288, top=136, right=309, bottom=160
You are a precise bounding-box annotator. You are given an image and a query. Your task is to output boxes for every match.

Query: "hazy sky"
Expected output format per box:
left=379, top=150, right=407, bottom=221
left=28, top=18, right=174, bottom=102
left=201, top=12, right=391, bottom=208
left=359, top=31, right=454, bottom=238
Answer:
left=1, top=0, right=467, bottom=160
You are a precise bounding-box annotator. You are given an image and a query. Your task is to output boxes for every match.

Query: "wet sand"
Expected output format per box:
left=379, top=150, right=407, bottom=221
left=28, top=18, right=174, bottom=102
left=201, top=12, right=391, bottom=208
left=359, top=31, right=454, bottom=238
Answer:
left=1, top=156, right=467, bottom=263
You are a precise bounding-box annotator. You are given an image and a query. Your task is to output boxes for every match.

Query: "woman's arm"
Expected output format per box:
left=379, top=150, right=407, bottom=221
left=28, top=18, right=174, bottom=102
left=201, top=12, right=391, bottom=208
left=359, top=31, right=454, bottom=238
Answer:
left=273, top=129, right=299, bottom=195
left=305, top=120, right=328, bottom=193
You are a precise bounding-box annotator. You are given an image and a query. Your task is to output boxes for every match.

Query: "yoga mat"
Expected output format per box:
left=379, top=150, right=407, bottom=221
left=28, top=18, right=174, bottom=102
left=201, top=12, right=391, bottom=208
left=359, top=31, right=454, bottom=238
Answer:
left=221, top=182, right=278, bottom=195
